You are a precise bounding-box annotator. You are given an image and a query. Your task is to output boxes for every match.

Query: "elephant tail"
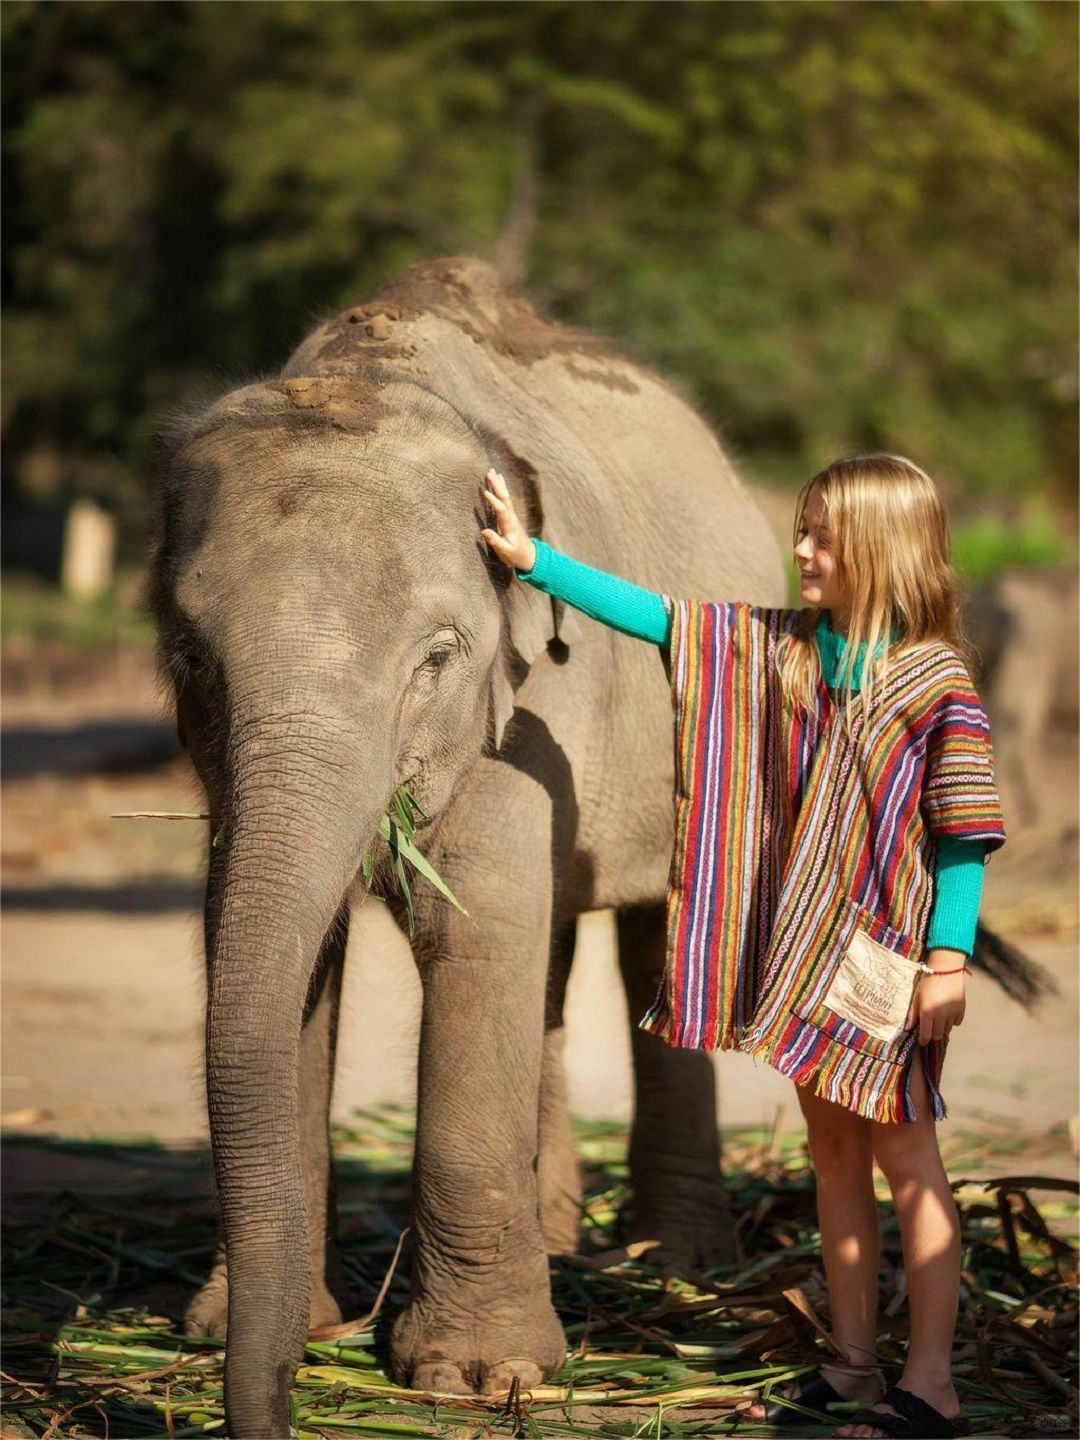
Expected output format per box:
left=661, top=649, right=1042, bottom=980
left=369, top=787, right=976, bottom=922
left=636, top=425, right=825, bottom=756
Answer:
left=970, top=921, right=1057, bottom=1007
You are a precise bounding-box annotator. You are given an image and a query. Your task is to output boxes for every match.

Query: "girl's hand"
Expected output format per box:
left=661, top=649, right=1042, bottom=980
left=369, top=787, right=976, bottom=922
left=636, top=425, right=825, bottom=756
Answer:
left=906, top=949, right=968, bottom=1044
left=480, top=468, right=536, bottom=573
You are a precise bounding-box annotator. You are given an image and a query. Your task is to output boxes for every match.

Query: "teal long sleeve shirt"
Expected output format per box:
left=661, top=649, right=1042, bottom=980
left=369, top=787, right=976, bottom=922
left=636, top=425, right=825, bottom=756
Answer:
left=516, top=537, right=984, bottom=956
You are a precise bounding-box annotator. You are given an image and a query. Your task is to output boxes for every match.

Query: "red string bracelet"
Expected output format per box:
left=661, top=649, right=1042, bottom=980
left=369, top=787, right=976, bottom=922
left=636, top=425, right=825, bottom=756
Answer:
left=920, top=963, right=972, bottom=976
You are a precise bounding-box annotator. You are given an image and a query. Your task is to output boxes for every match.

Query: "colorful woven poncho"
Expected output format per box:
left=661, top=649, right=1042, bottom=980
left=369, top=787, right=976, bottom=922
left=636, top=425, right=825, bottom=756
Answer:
left=638, top=599, right=1007, bottom=1123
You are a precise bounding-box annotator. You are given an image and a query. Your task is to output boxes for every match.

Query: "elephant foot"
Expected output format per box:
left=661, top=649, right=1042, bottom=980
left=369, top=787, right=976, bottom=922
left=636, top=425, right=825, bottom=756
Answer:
left=627, top=1176, right=733, bottom=1274
left=183, top=1261, right=230, bottom=1337
left=183, top=1259, right=345, bottom=1338
left=539, top=1203, right=580, bottom=1258
left=480, top=1359, right=546, bottom=1397
left=308, top=1278, right=346, bottom=1331
left=627, top=1222, right=732, bottom=1275
left=538, top=1171, right=582, bottom=1256
left=409, top=1357, right=545, bottom=1397
left=409, top=1360, right=471, bottom=1394
left=390, top=1298, right=565, bottom=1397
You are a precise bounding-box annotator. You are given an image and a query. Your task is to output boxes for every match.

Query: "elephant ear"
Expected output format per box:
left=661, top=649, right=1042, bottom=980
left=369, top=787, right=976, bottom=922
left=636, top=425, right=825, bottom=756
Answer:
left=480, top=435, right=583, bottom=753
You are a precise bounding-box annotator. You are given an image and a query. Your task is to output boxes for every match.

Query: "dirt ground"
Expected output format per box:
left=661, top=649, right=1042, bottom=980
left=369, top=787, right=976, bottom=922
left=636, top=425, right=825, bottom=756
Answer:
left=2, top=637, right=1077, bottom=1192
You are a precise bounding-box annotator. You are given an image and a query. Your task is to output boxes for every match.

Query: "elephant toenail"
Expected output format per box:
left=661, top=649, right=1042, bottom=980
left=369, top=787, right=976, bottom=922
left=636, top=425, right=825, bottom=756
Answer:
left=481, top=1359, right=544, bottom=1396
left=410, top=1361, right=470, bottom=1395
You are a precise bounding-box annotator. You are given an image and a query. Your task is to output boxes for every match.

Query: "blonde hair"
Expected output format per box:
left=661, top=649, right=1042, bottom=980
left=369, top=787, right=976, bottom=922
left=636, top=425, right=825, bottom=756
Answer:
left=777, top=453, right=973, bottom=730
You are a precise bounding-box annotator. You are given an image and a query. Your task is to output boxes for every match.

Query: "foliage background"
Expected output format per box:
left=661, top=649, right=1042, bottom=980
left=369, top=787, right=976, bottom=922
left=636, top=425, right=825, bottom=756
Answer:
left=3, top=0, right=1077, bottom=564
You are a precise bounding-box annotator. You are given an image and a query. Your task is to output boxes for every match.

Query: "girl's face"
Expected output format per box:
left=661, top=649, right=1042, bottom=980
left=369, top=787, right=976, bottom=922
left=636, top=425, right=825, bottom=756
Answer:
left=794, top=485, right=848, bottom=622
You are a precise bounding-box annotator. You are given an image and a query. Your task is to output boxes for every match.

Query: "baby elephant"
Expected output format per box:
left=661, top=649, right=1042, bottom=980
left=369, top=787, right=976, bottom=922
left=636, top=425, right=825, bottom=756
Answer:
left=149, top=256, right=786, bottom=1437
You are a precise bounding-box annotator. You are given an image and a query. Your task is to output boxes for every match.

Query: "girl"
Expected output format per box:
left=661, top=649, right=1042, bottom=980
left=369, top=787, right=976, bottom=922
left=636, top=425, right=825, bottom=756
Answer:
left=480, top=454, right=1005, bottom=1440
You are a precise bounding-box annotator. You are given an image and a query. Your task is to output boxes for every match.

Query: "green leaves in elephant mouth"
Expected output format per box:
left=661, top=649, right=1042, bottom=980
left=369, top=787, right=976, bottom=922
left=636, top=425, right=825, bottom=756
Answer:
left=362, top=784, right=470, bottom=938
left=111, top=785, right=469, bottom=940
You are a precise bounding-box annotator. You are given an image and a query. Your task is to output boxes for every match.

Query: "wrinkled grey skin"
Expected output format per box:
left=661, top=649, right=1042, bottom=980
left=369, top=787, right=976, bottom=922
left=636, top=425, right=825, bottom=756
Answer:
left=149, top=257, right=786, bottom=1438
left=963, top=564, right=1078, bottom=830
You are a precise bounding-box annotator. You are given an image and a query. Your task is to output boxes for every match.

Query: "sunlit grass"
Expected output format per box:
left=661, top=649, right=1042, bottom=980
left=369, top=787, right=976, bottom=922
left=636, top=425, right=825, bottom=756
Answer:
left=2, top=1108, right=1075, bottom=1437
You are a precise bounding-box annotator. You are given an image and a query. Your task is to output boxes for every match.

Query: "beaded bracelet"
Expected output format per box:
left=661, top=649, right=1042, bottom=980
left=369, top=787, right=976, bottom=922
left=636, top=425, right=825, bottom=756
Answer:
left=916, top=962, right=972, bottom=976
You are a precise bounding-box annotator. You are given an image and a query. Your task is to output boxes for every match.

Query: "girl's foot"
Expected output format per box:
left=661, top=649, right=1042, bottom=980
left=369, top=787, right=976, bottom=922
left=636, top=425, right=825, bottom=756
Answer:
left=836, top=1378, right=965, bottom=1438
left=744, top=1361, right=884, bottom=1424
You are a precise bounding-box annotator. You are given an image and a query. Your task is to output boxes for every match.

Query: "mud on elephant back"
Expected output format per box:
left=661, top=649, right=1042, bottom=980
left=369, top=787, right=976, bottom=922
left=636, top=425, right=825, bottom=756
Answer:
left=147, top=255, right=1048, bottom=1438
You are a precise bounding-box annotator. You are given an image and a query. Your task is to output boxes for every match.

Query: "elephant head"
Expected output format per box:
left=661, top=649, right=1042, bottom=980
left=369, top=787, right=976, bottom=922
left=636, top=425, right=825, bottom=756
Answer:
left=148, top=368, right=579, bottom=1434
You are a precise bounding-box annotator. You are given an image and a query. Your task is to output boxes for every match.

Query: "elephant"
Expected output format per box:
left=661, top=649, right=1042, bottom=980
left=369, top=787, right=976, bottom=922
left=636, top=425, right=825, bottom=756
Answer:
left=148, top=255, right=787, bottom=1437
left=962, top=563, right=1079, bottom=832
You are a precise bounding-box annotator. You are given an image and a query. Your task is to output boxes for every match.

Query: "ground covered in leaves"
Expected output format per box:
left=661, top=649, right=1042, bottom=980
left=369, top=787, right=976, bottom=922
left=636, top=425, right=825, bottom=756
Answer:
left=3, top=1108, right=1076, bottom=1438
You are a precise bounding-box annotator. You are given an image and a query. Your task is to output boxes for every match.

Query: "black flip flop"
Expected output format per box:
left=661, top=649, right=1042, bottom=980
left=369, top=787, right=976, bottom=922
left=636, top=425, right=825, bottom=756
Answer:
left=761, top=1367, right=882, bottom=1426
left=843, top=1384, right=969, bottom=1438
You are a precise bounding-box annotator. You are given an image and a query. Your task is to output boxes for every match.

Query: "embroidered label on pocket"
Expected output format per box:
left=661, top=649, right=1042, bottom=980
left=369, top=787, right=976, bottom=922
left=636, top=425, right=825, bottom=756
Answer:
left=822, top=926, right=919, bottom=1041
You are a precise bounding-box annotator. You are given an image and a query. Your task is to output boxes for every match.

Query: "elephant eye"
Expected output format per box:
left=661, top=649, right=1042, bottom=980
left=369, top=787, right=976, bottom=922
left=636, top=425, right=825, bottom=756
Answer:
left=171, top=631, right=209, bottom=686
left=414, top=629, right=463, bottom=678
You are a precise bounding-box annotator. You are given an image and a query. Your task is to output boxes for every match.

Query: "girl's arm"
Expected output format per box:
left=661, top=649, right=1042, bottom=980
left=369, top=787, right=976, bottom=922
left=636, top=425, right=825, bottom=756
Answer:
left=926, top=837, right=986, bottom=956
left=480, top=467, right=671, bottom=648
left=515, top=537, right=672, bottom=648
left=911, top=836, right=986, bottom=1043
left=515, top=565, right=986, bottom=942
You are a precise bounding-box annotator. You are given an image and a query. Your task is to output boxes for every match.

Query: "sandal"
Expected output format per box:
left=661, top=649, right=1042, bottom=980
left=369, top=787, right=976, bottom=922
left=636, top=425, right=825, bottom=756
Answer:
left=760, top=1362, right=884, bottom=1426
left=843, top=1384, right=970, bottom=1438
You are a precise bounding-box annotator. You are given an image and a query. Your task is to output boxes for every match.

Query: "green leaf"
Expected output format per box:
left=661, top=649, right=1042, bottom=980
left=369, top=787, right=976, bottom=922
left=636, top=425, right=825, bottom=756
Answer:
left=373, top=811, right=469, bottom=921
left=382, top=818, right=414, bottom=936
left=402, top=786, right=428, bottom=822
left=383, top=820, right=469, bottom=918
left=391, top=788, right=415, bottom=838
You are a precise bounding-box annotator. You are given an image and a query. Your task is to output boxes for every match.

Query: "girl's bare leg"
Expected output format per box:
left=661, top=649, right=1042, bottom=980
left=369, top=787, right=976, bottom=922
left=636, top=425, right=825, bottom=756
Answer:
left=799, top=1084, right=882, bottom=1376
left=837, top=1059, right=962, bottom=1438
left=745, top=1081, right=883, bottom=1420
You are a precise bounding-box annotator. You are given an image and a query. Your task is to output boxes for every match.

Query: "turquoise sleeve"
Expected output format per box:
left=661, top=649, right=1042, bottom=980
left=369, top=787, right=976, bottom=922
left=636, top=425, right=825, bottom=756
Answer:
left=518, top=537, right=981, bottom=951
left=515, top=537, right=672, bottom=648
left=926, top=837, right=986, bottom=956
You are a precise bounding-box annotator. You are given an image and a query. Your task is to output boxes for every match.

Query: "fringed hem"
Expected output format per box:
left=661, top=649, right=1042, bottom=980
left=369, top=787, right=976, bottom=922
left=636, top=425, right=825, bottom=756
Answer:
left=638, top=1006, right=950, bottom=1123
left=636, top=1006, right=738, bottom=1052
left=636, top=1004, right=668, bottom=1040
left=741, top=1024, right=937, bottom=1124
left=920, top=1043, right=949, bottom=1122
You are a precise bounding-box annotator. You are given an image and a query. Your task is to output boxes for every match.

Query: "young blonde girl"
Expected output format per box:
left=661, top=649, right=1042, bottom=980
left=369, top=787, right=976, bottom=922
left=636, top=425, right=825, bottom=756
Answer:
left=481, top=454, right=1005, bottom=1440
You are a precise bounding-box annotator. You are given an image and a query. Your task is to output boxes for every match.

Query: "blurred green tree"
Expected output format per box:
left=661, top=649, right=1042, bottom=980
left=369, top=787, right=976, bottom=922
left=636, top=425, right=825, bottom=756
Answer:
left=2, top=0, right=1076, bottom=563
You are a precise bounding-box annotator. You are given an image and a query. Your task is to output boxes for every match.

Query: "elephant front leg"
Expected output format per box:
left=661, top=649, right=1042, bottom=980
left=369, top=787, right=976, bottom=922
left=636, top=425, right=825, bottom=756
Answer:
left=185, top=908, right=349, bottom=1337
left=617, top=903, right=731, bottom=1272
left=391, top=889, right=566, bottom=1396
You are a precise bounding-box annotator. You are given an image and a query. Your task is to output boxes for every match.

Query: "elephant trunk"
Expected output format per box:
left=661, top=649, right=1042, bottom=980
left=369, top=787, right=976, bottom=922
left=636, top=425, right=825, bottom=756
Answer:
left=206, top=720, right=385, bottom=1438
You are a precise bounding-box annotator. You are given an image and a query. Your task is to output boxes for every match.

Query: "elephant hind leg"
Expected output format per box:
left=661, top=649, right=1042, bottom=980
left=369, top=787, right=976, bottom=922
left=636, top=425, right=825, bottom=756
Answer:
left=183, top=1242, right=229, bottom=1336
left=537, top=918, right=583, bottom=1255
left=616, top=903, right=731, bottom=1272
left=184, top=1248, right=343, bottom=1340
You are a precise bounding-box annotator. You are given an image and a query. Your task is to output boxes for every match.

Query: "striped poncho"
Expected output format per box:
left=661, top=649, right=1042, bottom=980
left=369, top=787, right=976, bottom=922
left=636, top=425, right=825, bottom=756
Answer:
left=638, top=599, right=1007, bottom=1123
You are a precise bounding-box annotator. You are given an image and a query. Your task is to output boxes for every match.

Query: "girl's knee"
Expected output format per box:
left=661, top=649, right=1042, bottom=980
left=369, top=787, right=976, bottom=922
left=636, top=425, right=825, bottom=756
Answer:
left=871, top=1121, right=937, bottom=1185
left=807, top=1120, right=871, bottom=1180
left=871, top=1126, right=906, bottom=1180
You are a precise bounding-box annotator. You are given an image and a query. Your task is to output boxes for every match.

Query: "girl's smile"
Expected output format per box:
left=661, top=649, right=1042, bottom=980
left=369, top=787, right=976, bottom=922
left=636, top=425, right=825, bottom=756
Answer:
left=794, top=484, right=849, bottom=627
